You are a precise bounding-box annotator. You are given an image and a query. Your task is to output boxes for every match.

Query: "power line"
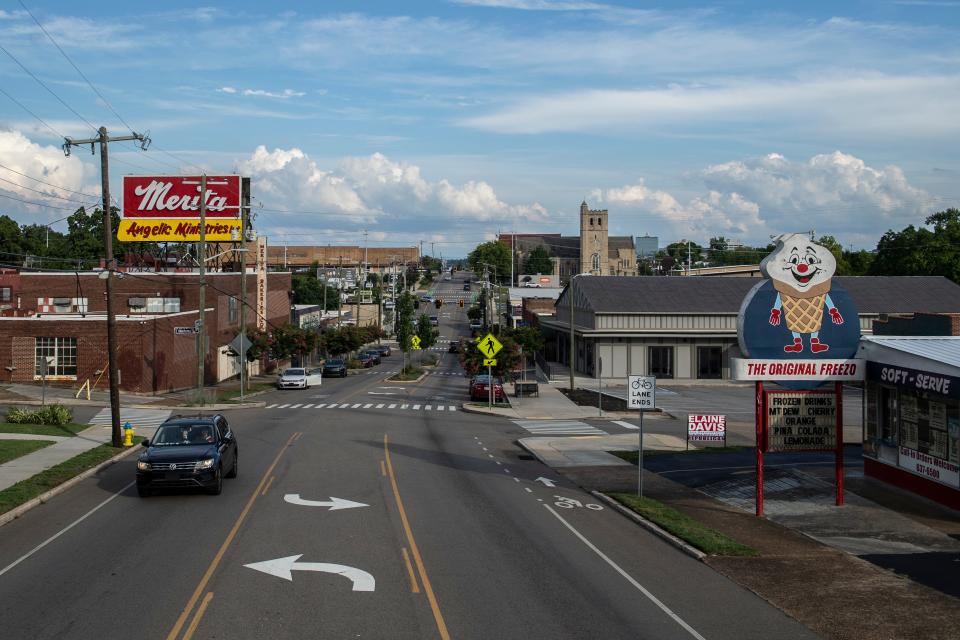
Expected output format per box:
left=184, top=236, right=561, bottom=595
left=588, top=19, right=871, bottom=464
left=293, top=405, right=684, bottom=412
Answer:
left=0, top=86, right=64, bottom=138
left=0, top=161, right=93, bottom=198
left=0, top=190, right=88, bottom=211
left=18, top=0, right=137, bottom=134
left=0, top=43, right=98, bottom=133
left=0, top=174, right=96, bottom=205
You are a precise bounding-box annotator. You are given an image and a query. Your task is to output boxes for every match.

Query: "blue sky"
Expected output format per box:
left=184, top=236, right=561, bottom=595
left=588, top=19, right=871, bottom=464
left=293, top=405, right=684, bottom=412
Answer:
left=1, top=0, right=958, bottom=256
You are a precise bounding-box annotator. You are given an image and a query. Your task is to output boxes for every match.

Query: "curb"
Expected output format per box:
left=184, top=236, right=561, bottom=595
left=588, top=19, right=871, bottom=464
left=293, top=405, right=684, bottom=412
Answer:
left=129, top=401, right=267, bottom=411
left=384, top=372, right=429, bottom=384
left=0, top=444, right=139, bottom=529
left=459, top=402, right=516, bottom=417
left=590, top=491, right=707, bottom=562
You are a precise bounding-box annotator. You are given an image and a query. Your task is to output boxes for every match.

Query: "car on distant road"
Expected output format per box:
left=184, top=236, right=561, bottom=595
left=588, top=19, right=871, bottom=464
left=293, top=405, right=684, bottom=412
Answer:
left=448, top=340, right=461, bottom=353
left=469, top=374, right=505, bottom=402
left=463, top=283, right=471, bottom=291
left=522, top=281, right=542, bottom=288
left=276, top=367, right=323, bottom=389
left=360, top=349, right=382, bottom=365
left=136, top=415, right=238, bottom=497
left=430, top=315, right=439, bottom=326
left=357, top=352, right=376, bottom=367
left=322, top=358, right=347, bottom=377
left=375, top=344, right=392, bottom=357
left=469, top=320, right=482, bottom=332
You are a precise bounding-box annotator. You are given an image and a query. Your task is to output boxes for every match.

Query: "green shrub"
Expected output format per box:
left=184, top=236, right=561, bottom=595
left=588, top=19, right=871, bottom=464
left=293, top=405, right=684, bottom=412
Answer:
left=6, top=408, right=32, bottom=424
left=5, top=404, right=72, bottom=426
left=346, top=358, right=362, bottom=369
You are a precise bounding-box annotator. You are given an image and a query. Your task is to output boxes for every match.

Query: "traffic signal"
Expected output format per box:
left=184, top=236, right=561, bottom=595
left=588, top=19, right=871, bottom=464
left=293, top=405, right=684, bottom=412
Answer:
left=458, top=298, right=464, bottom=308
left=434, top=298, right=442, bottom=308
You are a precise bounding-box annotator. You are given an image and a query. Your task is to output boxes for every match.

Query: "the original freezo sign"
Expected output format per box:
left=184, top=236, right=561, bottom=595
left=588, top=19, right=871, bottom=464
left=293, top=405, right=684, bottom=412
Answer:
left=732, top=358, right=864, bottom=381
left=766, top=391, right=837, bottom=451
left=122, top=176, right=242, bottom=218
left=688, top=415, right=726, bottom=442
left=628, top=375, right=656, bottom=409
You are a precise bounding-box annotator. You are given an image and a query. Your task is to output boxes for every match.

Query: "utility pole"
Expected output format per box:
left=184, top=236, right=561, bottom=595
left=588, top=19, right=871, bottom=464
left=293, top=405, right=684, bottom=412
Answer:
left=337, top=255, right=343, bottom=327
left=198, top=175, right=207, bottom=400
left=63, top=127, right=148, bottom=448
left=687, top=240, right=691, bottom=276
left=238, top=183, right=249, bottom=401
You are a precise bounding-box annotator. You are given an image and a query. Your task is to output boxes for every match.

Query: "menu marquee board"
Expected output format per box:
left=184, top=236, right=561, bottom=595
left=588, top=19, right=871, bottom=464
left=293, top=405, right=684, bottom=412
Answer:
left=766, top=390, right=838, bottom=452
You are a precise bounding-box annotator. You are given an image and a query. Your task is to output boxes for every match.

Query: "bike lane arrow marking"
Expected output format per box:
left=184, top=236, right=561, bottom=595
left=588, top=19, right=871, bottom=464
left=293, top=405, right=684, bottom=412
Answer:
left=244, top=555, right=375, bottom=591
left=283, top=494, right=369, bottom=510
left=535, top=477, right=556, bottom=487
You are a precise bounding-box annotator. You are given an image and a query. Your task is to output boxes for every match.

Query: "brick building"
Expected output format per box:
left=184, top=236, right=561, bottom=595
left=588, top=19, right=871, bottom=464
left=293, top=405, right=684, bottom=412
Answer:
left=0, top=270, right=291, bottom=393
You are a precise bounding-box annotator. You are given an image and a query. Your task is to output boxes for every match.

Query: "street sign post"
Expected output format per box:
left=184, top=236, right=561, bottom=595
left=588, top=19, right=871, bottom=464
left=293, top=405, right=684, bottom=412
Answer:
left=476, top=333, right=503, bottom=409
left=411, top=336, right=422, bottom=350
left=628, top=375, right=657, bottom=497
left=175, top=326, right=196, bottom=335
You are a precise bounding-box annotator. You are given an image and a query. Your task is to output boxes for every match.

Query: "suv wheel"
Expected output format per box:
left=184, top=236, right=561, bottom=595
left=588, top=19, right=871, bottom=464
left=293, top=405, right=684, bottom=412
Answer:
left=227, top=451, right=238, bottom=478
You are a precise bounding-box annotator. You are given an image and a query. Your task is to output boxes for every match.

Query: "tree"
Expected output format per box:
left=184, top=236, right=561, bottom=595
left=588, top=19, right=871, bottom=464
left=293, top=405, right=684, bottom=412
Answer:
left=291, top=273, right=338, bottom=309
left=870, top=209, right=960, bottom=283
left=664, top=241, right=703, bottom=268
left=523, top=246, right=553, bottom=275
left=467, top=240, right=511, bottom=283
left=509, top=326, right=544, bottom=355
left=416, top=313, right=437, bottom=351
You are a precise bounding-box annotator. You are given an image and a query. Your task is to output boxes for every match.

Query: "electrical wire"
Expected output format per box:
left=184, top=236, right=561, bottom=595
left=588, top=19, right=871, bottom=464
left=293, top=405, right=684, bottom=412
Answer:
left=0, top=161, right=94, bottom=198
left=0, top=191, right=89, bottom=211
left=0, top=174, right=97, bottom=205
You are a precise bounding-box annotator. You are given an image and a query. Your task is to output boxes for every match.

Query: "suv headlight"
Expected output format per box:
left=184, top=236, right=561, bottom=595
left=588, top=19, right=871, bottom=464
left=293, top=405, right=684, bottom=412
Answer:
left=195, top=458, right=215, bottom=470
left=137, top=460, right=151, bottom=471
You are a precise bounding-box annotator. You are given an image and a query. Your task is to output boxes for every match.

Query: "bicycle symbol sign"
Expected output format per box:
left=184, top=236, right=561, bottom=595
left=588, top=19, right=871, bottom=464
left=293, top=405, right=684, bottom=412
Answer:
left=554, top=495, right=603, bottom=510
left=627, top=375, right=656, bottom=409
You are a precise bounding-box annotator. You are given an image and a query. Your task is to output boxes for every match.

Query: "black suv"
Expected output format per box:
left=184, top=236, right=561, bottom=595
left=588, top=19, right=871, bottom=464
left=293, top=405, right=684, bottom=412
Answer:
left=322, top=358, right=347, bottom=377
left=136, top=415, right=238, bottom=497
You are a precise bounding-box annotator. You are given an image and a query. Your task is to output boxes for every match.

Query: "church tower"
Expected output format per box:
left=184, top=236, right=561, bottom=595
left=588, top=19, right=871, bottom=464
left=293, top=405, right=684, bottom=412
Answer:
left=579, top=200, right=609, bottom=275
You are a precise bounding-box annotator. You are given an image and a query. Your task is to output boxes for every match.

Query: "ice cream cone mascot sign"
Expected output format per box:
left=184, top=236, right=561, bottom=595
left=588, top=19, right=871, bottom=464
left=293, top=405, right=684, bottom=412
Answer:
left=764, top=234, right=843, bottom=353
left=738, top=234, right=859, bottom=363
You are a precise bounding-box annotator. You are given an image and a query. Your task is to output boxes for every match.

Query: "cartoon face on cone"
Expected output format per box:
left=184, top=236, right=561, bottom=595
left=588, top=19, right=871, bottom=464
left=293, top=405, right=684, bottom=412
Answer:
left=760, top=234, right=844, bottom=353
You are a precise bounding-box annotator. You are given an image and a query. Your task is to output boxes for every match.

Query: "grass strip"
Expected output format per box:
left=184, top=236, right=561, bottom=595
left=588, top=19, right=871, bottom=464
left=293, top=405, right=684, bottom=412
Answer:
left=0, top=422, right=91, bottom=437
left=0, top=439, right=140, bottom=516
left=608, top=492, right=757, bottom=556
left=219, top=382, right=275, bottom=403
left=610, top=446, right=747, bottom=464
left=0, top=440, right=55, bottom=465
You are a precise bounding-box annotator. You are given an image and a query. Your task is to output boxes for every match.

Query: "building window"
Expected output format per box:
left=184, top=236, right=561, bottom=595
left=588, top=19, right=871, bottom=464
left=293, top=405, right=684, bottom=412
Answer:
left=129, top=297, right=181, bottom=313
left=35, top=337, right=77, bottom=378
left=697, top=346, right=723, bottom=379
left=592, top=253, right=600, bottom=271
left=0, top=286, right=11, bottom=302
left=228, top=296, right=239, bottom=324
left=649, top=346, right=674, bottom=379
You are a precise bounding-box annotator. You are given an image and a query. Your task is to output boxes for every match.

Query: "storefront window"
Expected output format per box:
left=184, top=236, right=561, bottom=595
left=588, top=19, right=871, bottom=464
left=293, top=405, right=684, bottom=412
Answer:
left=649, top=346, right=673, bottom=379
left=34, top=337, right=77, bottom=378
left=697, top=346, right=722, bottom=379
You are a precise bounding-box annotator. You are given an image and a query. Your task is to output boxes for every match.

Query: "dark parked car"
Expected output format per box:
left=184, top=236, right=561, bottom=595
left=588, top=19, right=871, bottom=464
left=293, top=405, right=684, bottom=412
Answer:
left=469, top=374, right=505, bottom=402
left=361, top=350, right=381, bottom=365
left=448, top=340, right=461, bottom=353
left=322, top=358, right=347, bottom=377
left=463, top=283, right=471, bottom=291
left=357, top=352, right=376, bottom=368
left=136, top=415, right=238, bottom=497
left=375, top=344, right=392, bottom=357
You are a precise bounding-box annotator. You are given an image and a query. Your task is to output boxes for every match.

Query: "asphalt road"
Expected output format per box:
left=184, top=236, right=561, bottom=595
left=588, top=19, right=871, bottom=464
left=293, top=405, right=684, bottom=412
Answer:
left=0, top=273, right=819, bottom=639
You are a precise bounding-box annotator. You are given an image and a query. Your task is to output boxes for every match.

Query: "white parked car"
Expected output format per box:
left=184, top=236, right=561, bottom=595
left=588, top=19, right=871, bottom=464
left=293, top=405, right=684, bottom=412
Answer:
left=276, top=367, right=323, bottom=390
left=522, top=282, right=542, bottom=288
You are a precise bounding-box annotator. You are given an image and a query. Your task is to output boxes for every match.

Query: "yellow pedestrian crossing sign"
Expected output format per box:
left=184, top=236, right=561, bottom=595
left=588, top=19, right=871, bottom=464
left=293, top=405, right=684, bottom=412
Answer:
left=476, top=333, right=502, bottom=358
left=483, top=358, right=497, bottom=366
left=411, top=335, right=422, bottom=350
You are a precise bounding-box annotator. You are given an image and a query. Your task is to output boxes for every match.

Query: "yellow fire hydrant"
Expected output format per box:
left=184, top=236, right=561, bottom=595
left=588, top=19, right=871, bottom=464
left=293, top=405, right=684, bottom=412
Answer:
left=123, top=422, right=135, bottom=447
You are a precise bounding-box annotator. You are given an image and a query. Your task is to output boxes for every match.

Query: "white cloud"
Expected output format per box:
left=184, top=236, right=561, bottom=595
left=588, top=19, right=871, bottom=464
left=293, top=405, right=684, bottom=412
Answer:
left=0, top=130, right=98, bottom=219
left=218, top=86, right=237, bottom=94
left=241, top=88, right=306, bottom=99
left=462, top=74, right=960, bottom=140
left=593, top=151, right=933, bottom=247
left=235, top=147, right=549, bottom=243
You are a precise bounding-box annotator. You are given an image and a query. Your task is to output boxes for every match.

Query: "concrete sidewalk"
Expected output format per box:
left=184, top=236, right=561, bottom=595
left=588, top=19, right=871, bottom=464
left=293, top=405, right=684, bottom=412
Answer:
left=0, top=426, right=117, bottom=492
left=462, top=378, right=640, bottom=419
left=517, top=433, right=960, bottom=639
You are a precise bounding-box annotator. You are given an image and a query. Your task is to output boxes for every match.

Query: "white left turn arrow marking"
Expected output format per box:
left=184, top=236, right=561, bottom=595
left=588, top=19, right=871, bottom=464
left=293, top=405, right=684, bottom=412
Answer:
left=283, top=494, right=369, bottom=510
left=244, top=555, right=375, bottom=591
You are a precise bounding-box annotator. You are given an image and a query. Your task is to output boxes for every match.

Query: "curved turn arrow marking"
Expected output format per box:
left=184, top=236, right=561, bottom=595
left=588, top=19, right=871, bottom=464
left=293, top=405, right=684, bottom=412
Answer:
left=283, top=494, right=369, bottom=510
left=244, top=555, right=375, bottom=591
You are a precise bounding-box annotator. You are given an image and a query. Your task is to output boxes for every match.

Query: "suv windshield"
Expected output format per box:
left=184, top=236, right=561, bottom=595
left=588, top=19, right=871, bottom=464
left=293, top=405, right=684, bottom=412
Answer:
left=153, top=424, right=215, bottom=445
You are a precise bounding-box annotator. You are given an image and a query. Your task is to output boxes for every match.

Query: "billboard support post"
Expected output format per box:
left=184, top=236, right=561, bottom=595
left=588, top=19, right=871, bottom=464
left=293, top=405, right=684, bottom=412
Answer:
left=756, top=381, right=765, bottom=517
left=835, top=381, right=845, bottom=506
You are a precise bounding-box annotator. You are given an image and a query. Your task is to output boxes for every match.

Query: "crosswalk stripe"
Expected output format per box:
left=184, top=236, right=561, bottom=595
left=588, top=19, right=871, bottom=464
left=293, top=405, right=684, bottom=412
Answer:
left=351, top=403, right=362, bottom=408
left=278, top=404, right=290, bottom=409
left=266, top=404, right=277, bottom=409
left=611, top=420, right=639, bottom=430
left=376, top=403, right=384, bottom=408
left=388, top=403, right=397, bottom=409
left=437, top=405, right=445, bottom=411
left=290, top=404, right=303, bottom=409
left=413, top=404, right=421, bottom=410
left=315, top=403, right=327, bottom=409
left=449, top=406, right=456, bottom=411
left=363, top=403, right=372, bottom=409
left=303, top=404, right=314, bottom=409
left=89, top=408, right=172, bottom=433
left=425, top=405, right=432, bottom=410
left=512, top=419, right=607, bottom=435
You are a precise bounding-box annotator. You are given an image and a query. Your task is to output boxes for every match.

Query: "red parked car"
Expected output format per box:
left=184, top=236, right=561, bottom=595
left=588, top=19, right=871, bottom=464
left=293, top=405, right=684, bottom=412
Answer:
left=469, top=374, right=504, bottom=402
